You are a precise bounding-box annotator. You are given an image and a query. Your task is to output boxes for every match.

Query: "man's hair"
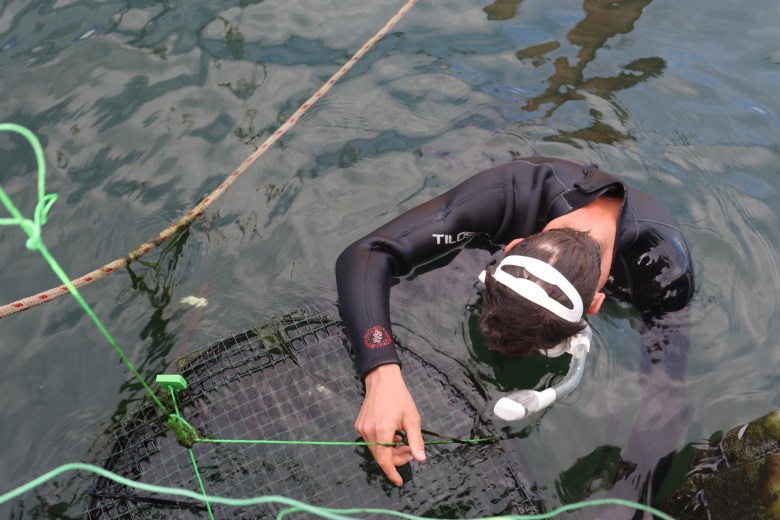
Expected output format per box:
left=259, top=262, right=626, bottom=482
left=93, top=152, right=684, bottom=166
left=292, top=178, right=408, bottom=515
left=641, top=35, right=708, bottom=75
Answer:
left=479, top=228, right=601, bottom=356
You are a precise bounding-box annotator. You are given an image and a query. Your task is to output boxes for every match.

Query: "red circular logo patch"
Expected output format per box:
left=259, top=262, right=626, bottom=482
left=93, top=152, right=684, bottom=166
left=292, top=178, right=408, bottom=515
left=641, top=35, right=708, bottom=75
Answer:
left=363, top=326, right=392, bottom=349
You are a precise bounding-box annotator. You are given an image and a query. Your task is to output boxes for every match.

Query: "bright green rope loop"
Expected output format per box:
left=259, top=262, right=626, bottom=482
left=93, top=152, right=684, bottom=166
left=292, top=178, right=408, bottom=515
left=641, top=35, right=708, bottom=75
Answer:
left=0, top=123, right=58, bottom=250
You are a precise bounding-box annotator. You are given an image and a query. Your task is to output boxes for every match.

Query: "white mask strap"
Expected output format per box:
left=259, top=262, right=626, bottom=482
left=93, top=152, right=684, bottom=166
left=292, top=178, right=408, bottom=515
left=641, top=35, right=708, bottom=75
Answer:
left=488, top=255, right=583, bottom=323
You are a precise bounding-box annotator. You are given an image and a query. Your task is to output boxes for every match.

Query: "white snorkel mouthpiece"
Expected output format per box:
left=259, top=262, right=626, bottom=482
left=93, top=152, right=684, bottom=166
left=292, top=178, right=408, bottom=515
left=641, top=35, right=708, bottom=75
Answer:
left=541, top=342, right=568, bottom=358
left=493, top=325, right=592, bottom=421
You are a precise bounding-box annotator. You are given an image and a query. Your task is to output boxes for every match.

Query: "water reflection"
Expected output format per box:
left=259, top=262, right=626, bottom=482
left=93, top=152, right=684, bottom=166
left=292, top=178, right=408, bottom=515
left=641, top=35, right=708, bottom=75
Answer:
left=500, top=0, right=663, bottom=145
left=483, top=0, right=525, bottom=21
left=124, top=229, right=189, bottom=374
left=555, top=445, right=637, bottom=503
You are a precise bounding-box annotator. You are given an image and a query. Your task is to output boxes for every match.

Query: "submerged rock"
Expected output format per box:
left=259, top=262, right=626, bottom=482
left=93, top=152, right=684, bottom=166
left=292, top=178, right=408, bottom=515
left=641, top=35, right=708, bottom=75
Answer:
left=659, top=409, right=780, bottom=519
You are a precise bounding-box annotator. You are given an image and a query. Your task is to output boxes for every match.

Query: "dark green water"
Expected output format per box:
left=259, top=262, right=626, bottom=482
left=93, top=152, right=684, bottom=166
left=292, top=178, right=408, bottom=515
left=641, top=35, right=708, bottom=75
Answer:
left=2, top=0, right=780, bottom=517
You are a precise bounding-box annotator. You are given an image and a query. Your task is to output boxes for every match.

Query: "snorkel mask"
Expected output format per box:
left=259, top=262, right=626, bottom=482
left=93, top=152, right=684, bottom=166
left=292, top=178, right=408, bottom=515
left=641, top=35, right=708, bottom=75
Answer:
left=479, top=255, right=592, bottom=421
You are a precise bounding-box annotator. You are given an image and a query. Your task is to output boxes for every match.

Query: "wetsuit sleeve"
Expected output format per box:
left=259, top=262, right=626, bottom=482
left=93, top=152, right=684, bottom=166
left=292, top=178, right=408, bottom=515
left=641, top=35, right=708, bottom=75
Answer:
left=335, top=162, right=562, bottom=379
left=617, top=189, right=695, bottom=313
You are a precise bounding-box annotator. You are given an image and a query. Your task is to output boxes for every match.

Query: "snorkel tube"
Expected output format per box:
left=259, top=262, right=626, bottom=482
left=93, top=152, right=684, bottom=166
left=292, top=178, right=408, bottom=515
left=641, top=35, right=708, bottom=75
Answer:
left=493, top=325, right=592, bottom=421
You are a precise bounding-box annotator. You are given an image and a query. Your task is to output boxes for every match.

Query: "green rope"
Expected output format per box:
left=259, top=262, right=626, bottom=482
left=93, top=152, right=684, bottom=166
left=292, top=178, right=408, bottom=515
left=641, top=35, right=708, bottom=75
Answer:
left=193, top=437, right=491, bottom=447
left=169, top=388, right=216, bottom=520
left=166, top=387, right=200, bottom=447
left=161, top=398, right=465, bottom=450
left=162, top=385, right=494, bottom=449
left=0, top=123, right=170, bottom=416
left=0, top=462, right=676, bottom=519
left=0, top=124, right=56, bottom=249
left=187, top=449, right=215, bottom=520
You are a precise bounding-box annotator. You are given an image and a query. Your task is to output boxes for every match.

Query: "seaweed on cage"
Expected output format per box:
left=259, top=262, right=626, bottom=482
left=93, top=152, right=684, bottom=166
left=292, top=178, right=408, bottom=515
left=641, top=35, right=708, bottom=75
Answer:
left=84, top=308, right=540, bottom=519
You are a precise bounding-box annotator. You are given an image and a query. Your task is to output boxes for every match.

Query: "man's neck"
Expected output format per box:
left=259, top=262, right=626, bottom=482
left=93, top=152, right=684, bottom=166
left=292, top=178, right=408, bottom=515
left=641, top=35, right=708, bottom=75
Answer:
left=543, top=195, right=622, bottom=290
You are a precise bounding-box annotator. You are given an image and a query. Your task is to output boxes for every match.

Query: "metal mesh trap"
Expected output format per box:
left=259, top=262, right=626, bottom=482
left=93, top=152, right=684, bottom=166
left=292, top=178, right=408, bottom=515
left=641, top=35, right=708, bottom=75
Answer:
left=84, top=308, right=540, bottom=518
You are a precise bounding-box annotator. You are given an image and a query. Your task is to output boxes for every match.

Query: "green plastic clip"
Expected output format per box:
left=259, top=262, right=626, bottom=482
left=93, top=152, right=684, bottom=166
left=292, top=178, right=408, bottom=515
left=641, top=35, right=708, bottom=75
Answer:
left=156, top=374, right=188, bottom=392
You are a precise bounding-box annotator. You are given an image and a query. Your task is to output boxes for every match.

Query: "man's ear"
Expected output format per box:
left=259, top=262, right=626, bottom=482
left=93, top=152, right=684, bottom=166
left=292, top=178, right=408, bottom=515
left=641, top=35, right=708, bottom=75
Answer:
left=503, top=237, right=524, bottom=254
left=586, top=292, right=605, bottom=316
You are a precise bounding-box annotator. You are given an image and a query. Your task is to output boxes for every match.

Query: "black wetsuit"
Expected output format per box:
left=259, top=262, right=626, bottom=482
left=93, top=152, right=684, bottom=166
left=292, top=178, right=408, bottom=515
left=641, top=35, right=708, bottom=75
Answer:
left=336, top=157, right=695, bottom=378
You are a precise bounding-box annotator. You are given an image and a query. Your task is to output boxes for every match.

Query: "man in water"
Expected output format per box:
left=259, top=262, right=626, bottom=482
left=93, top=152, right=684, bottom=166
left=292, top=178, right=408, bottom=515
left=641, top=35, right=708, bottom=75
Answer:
left=335, top=157, right=694, bottom=507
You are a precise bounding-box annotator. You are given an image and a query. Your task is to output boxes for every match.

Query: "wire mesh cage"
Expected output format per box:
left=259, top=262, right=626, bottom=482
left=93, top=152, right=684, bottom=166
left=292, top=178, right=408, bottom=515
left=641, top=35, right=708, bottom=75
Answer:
left=84, top=308, right=540, bottom=518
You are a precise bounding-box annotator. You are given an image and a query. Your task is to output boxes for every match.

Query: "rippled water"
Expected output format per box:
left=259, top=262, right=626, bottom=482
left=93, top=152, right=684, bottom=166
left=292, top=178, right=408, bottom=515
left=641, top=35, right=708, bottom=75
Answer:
left=2, top=0, right=780, bottom=517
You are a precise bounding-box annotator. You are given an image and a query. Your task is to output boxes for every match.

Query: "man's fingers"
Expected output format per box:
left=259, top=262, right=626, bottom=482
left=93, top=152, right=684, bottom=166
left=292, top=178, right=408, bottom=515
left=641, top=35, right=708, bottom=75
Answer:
left=371, top=444, right=404, bottom=486
left=403, top=416, right=426, bottom=462
left=356, top=366, right=423, bottom=487
left=391, top=450, right=414, bottom=467
left=369, top=428, right=405, bottom=485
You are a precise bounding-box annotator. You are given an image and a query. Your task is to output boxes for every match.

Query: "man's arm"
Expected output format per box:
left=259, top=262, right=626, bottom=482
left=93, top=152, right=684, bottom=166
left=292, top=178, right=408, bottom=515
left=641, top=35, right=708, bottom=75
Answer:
left=335, top=169, right=514, bottom=486
left=336, top=160, right=570, bottom=485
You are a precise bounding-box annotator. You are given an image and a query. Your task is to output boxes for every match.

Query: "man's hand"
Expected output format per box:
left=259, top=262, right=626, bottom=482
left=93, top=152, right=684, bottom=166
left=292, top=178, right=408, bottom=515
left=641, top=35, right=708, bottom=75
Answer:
left=356, top=364, right=426, bottom=486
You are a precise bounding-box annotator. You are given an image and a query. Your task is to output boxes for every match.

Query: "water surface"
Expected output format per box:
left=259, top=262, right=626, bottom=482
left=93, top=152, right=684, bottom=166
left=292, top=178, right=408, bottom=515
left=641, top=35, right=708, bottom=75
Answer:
left=2, top=0, right=780, bottom=517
